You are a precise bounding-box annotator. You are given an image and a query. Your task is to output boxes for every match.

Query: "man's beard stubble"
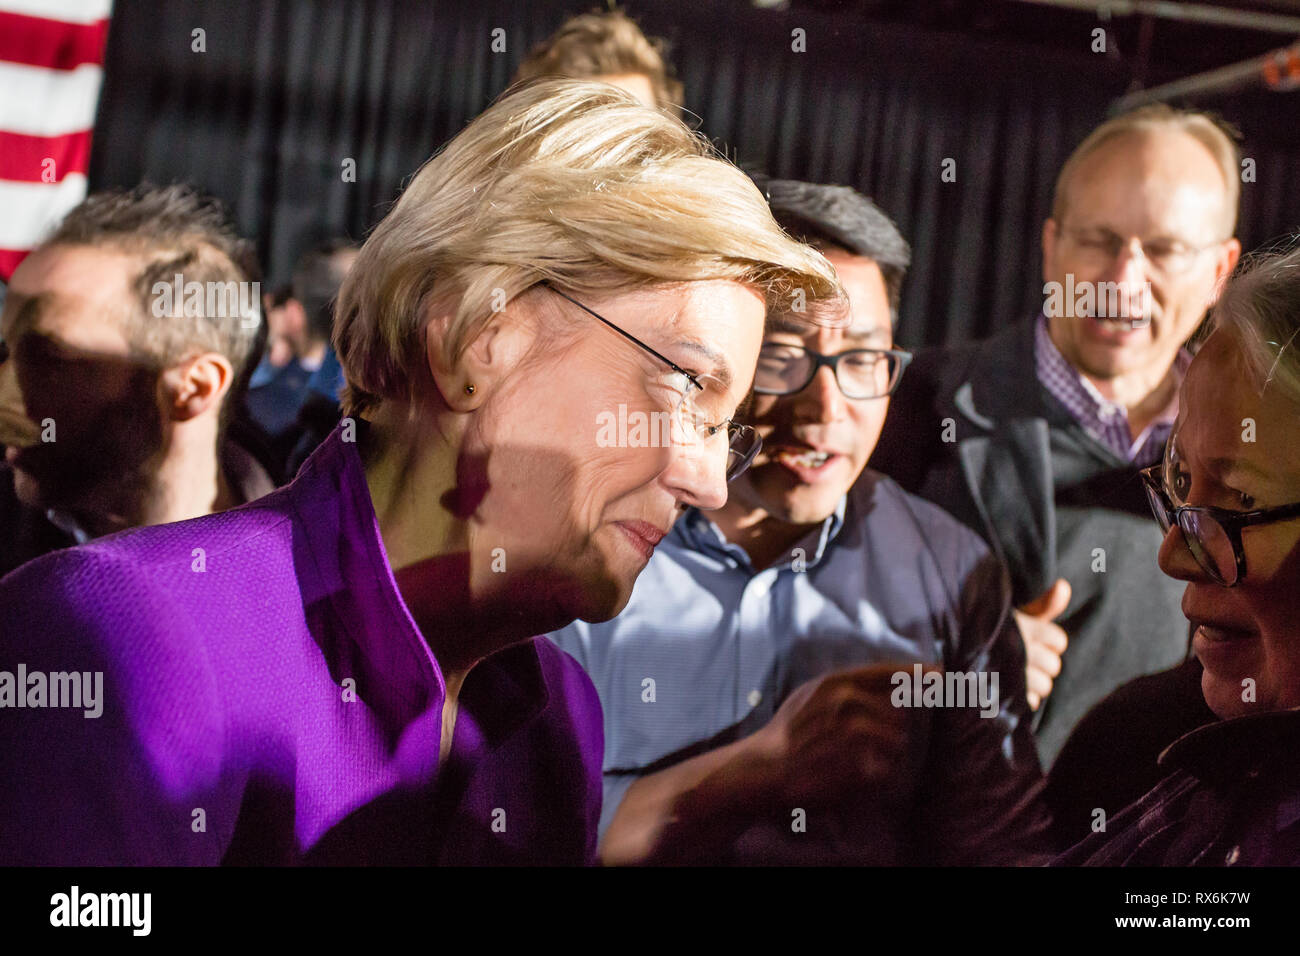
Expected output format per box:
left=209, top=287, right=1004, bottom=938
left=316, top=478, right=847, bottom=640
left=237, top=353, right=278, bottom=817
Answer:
left=10, top=370, right=167, bottom=532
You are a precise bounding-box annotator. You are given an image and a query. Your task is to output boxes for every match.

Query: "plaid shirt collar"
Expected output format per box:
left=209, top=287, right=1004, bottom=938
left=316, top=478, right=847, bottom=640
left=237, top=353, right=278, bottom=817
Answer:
left=1034, top=313, right=1189, bottom=467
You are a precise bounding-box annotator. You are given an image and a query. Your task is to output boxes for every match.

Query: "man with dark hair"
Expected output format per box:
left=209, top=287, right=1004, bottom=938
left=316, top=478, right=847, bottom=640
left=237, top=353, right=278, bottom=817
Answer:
left=549, top=179, right=1049, bottom=865
left=870, top=105, right=1242, bottom=769
left=0, top=184, right=274, bottom=576
left=245, top=239, right=357, bottom=467
left=513, top=8, right=683, bottom=111
left=762, top=178, right=910, bottom=318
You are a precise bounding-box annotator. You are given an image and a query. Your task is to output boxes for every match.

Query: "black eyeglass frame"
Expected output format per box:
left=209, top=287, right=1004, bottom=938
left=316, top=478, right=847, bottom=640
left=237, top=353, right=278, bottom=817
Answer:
left=1139, top=464, right=1300, bottom=587
left=540, top=281, right=760, bottom=481
left=753, top=342, right=914, bottom=400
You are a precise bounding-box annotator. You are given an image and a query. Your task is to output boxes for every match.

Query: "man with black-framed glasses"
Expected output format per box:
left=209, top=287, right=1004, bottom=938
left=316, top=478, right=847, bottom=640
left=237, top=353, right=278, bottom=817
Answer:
left=549, top=181, right=1051, bottom=865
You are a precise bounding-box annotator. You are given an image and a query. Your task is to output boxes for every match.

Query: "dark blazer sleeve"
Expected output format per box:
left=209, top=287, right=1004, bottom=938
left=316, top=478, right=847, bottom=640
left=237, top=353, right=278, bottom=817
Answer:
left=904, top=504, right=1054, bottom=865
left=871, top=342, right=995, bottom=550
left=1042, top=655, right=1216, bottom=852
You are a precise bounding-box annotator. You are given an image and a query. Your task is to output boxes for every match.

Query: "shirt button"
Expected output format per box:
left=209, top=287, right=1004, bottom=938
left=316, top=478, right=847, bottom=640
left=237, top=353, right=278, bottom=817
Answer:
left=747, top=689, right=762, bottom=708
left=1224, top=845, right=1241, bottom=865
left=1098, top=404, right=1120, bottom=422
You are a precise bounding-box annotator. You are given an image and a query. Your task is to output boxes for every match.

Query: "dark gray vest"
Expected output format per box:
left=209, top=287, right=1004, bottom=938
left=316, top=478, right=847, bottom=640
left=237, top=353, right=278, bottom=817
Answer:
left=873, top=320, right=1189, bottom=765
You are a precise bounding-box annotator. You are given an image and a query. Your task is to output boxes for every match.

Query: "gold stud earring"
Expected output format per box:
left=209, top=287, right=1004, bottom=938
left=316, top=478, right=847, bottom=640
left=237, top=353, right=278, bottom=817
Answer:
left=465, top=384, right=476, bottom=395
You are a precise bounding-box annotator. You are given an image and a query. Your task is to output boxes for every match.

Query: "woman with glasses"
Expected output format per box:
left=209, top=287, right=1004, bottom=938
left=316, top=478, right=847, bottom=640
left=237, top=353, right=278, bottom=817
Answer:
left=0, top=79, right=845, bottom=865
left=1056, top=245, right=1300, bottom=866
left=551, top=180, right=1054, bottom=866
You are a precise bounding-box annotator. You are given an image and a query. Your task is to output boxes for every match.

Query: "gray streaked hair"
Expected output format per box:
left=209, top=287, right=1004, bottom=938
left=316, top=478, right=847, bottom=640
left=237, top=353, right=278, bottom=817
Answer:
left=1211, top=241, right=1300, bottom=406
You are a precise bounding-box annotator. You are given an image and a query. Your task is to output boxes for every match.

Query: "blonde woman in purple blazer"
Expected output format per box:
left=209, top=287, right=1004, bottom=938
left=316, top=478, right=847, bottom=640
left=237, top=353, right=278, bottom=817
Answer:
left=0, top=79, right=846, bottom=865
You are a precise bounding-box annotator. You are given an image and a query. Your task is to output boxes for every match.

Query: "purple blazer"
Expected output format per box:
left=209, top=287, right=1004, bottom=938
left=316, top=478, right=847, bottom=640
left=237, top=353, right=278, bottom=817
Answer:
left=0, top=426, right=604, bottom=865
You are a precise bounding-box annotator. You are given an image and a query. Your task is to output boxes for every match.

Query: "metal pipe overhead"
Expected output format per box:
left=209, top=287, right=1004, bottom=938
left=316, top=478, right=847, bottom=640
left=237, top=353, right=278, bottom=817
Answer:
left=1110, top=41, right=1300, bottom=110
left=1007, top=0, right=1300, bottom=35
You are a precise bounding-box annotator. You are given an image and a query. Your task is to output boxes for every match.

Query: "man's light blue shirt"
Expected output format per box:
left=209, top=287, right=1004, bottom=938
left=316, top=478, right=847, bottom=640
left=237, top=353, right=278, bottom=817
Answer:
left=548, top=471, right=1051, bottom=864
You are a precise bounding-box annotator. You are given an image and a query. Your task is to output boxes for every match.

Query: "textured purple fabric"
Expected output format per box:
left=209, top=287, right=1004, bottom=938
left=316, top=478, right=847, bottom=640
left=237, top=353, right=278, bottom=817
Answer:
left=0, top=425, right=604, bottom=865
left=1034, top=314, right=1187, bottom=467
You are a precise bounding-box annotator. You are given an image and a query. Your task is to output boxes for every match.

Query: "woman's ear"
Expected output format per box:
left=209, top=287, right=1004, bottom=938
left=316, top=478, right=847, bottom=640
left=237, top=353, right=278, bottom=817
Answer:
left=424, top=299, right=539, bottom=412
left=422, top=308, right=466, bottom=410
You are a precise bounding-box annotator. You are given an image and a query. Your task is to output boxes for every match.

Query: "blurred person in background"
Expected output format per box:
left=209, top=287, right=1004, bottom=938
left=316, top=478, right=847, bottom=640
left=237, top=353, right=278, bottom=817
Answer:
left=872, top=105, right=1242, bottom=766
left=0, top=81, right=845, bottom=865
left=513, top=7, right=683, bottom=112
left=244, top=239, right=358, bottom=476
left=0, top=184, right=274, bottom=579
left=259, top=284, right=298, bottom=370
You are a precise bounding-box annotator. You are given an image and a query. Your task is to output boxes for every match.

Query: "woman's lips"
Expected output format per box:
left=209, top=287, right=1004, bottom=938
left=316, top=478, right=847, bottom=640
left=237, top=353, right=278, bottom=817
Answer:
left=1193, top=623, right=1256, bottom=644
left=1191, top=621, right=1259, bottom=667
left=614, top=521, right=664, bottom=561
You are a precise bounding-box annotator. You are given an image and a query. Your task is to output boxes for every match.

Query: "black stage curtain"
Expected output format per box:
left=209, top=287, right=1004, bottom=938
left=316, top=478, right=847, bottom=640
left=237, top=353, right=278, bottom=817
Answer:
left=90, top=0, right=1300, bottom=349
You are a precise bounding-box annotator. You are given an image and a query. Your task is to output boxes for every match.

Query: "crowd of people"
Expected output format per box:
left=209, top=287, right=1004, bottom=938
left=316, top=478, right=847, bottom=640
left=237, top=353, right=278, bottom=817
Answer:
left=1, top=10, right=1297, bottom=867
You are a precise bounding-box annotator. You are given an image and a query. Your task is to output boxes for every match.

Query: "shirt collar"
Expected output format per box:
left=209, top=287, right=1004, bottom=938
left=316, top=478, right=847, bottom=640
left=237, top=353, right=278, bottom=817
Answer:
left=1034, top=313, right=1188, bottom=457
left=675, top=494, right=848, bottom=573
left=45, top=507, right=90, bottom=544
left=1158, top=707, right=1300, bottom=793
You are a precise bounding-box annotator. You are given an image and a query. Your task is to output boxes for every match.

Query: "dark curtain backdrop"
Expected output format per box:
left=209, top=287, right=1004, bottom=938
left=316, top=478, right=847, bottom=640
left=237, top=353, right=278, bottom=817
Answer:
left=90, top=0, right=1300, bottom=349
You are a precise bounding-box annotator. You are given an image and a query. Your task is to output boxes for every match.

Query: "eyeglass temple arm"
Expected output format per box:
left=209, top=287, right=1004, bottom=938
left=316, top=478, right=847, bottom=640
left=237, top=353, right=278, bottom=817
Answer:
left=1145, top=466, right=1300, bottom=529
left=540, top=281, right=702, bottom=391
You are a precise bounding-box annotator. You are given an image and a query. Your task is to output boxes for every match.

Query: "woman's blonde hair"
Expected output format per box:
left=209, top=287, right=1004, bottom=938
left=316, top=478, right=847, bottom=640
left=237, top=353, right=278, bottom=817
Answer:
left=1211, top=242, right=1300, bottom=407
left=334, top=79, right=845, bottom=416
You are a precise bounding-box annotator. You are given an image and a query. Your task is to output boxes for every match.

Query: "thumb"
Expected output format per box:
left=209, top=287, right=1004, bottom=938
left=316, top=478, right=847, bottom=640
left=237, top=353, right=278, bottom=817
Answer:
left=1019, top=577, right=1072, bottom=620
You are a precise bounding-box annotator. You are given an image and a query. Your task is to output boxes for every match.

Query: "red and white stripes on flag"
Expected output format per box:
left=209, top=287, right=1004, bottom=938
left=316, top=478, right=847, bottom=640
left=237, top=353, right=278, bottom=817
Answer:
left=0, top=0, right=113, bottom=281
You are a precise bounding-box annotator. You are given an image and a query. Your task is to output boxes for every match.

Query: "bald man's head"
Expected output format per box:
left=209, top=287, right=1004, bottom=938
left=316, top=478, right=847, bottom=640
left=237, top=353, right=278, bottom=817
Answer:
left=1053, top=105, right=1240, bottom=239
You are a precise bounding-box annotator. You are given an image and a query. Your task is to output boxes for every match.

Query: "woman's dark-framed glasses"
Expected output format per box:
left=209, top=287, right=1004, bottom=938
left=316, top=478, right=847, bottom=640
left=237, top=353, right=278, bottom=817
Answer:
left=542, top=282, right=761, bottom=482
left=1139, top=464, right=1300, bottom=587
left=753, top=342, right=912, bottom=400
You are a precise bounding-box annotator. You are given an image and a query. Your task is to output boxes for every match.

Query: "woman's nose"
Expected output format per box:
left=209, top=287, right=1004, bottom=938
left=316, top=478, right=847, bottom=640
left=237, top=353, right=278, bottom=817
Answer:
left=1157, top=521, right=1213, bottom=583
left=663, top=437, right=728, bottom=511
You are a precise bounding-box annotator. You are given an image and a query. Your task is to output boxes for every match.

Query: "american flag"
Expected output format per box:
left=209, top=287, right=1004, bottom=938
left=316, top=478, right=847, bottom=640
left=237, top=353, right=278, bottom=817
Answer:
left=0, top=0, right=113, bottom=281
